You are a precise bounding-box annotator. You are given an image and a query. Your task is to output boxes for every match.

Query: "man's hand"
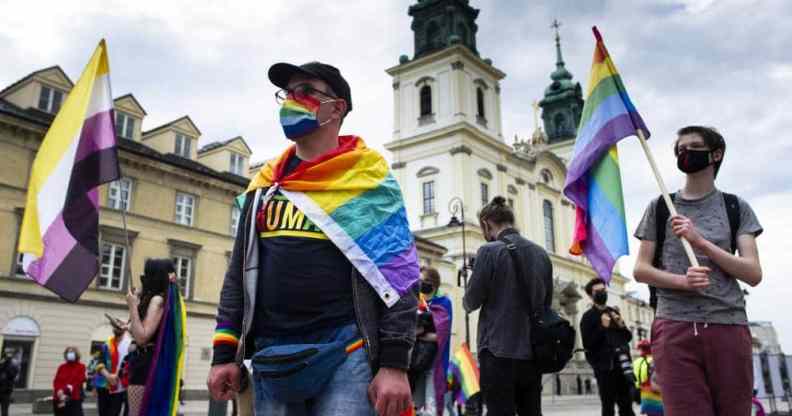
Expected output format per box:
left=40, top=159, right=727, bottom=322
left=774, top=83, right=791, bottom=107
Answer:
left=207, top=363, right=241, bottom=401
left=106, top=373, right=118, bottom=386
left=368, top=367, right=412, bottom=416
left=600, top=313, right=612, bottom=328
left=671, top=215, right=706, bottom=248
left=684, top=266, right=711, bottom=290
left=611, top=312, right=626, bottom=329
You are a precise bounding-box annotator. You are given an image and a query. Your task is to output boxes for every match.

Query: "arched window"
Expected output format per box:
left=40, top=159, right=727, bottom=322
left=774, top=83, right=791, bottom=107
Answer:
left=541, top=169, right=553, bottom=185
left=554, top=112, right=567, bottom=135
left=420, top=85, right=432, bottom=117
left=476, top=88, right=486, bottom=118
left=457, top=23, right=468, bottom=45
left=427, top=21, right=440, bottom=49
left=543, top=200, right=556, bottom=252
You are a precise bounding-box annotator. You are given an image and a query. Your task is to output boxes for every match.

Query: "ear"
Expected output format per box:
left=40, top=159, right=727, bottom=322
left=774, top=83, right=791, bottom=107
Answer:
left=712, top=148, right=723, bottom=163
left=332, top=99, right=347, bottom=121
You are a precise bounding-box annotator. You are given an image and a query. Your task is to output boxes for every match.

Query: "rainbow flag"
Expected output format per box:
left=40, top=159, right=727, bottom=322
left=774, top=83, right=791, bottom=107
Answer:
left=563, top=26, right=649, bottom=282
left=141, top=283, right=187, bottom=416
left=17, top=40, right=120, bottom=302
left=448, top=343, right=480, bottom=405
left=246, top=135, right=419, bottom=307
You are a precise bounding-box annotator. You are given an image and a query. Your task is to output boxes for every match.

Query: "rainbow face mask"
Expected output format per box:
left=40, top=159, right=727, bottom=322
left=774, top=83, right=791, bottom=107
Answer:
left=279, top=95, right=331, bottom=139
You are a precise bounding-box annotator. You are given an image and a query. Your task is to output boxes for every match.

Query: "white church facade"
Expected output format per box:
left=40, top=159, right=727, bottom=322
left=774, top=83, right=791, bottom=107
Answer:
left=385, top=0, right=644, bottom=395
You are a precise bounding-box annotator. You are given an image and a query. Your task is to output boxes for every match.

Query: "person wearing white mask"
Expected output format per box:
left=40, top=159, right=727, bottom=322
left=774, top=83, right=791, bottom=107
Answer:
left=53, top=346, right=87, bottom=416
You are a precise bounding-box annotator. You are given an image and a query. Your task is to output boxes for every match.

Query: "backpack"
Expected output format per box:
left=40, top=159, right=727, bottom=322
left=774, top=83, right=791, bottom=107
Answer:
left=501, top=234, right=576, bottom=374
left=649, top=192, right=740, bottom=309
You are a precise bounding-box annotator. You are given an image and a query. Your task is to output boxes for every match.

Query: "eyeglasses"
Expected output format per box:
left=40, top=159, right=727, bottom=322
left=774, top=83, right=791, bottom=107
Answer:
left=275, top=83, right=338, bottom=105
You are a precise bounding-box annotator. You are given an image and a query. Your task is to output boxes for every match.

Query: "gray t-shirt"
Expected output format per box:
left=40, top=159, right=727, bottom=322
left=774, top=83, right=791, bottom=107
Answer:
left=634, top=189, right=762, bottom=325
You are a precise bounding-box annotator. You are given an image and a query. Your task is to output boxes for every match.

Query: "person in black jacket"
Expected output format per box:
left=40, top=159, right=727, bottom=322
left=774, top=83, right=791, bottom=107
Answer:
left=0, top=348, right=19, bottom=416
left=464, top=196, right=553, bottom=416
left=581, top=278, right=635, bottom=416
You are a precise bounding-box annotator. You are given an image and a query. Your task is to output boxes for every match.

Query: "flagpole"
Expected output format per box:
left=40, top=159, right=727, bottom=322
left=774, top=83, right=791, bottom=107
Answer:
left=635, top=129, right=699, bottom=268
left=120, top=202, right=135, bottom=292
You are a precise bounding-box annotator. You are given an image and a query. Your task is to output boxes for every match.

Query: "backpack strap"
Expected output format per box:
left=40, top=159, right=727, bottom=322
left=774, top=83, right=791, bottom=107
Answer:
left=722, top=192, right=740, bottom=254
left=499, top=234, right=538, bottom=322
left=649, top=193, right=674, bottom=310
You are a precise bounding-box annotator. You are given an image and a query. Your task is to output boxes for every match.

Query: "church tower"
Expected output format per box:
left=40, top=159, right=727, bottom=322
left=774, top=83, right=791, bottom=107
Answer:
left=539, top=20, right=583, bottom=161
left=386, top=0, right=509, bottom=243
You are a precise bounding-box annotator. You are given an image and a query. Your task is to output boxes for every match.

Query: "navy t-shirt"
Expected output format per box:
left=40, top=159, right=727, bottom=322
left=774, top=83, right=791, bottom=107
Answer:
left=253, top=155, right=355, bottom=336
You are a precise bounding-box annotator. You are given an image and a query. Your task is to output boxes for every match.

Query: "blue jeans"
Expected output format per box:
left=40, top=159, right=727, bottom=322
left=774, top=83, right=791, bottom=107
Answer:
left=252, top=323, right=374, bottom=416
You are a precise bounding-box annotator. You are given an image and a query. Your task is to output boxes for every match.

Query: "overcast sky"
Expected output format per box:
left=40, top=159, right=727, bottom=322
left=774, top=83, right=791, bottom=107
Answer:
left=3, top=0, right=791, bottom=351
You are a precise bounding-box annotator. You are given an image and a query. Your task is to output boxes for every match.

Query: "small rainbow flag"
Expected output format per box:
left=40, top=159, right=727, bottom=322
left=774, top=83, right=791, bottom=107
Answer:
left=448, top=343, right=480, bottom=405
left=563, top=26, right=650, bottom=282
left=140, top=283, right=187, bottom=416
left=17, top=40, right=120, bottom=302
left=247, top=135, right=419, bottom=306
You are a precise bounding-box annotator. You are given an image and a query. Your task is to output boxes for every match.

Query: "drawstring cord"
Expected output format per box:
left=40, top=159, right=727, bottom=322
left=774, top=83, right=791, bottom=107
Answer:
left=693, top=322, right=709, bottom=337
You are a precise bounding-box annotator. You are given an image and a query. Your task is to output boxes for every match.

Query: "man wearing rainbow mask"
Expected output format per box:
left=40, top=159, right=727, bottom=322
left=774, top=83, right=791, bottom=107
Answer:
left=208, top=62, right=419, bottom=416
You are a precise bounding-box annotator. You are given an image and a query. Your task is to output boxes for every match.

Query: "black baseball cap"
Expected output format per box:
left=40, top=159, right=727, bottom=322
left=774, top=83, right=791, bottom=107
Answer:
left=268, top=61, right=352, bottom=115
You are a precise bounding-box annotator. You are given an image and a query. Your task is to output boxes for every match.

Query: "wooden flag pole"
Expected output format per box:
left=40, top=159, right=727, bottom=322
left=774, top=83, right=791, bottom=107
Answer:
left=635, top=129, right=700, bottom=268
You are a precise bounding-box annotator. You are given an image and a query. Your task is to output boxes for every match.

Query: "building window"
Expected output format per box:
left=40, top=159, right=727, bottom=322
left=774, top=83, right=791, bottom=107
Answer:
left=422, top=181, right=435, bottom=215
left=480, top=182, right=489, bottom=207
left=172, top=256, right=192, bottom=298
left=420, top=85, right=432, bottom=116
left=230, top=153, right=245, bottom=175
left=115, top=111, right=135, bottom=140
left=15, top=252, right=25, bottom=277
left=543, top=200, right=556, bottom=252
left=38, top=85, right=64, bottom=114
left=175, top=134, right=191, bottom=158
left=230, top=205, right=241, bottom=236
left=175, top=193, right=195, bottom=226
left=99, top=242, right=126, bottom=290
left=508, top=198, right=515, bottom=209
left=477, top=88, right=486, bottom=118
left=541, top=169, right=553, bottom=185
left=107, top=178, right=133, bottom=211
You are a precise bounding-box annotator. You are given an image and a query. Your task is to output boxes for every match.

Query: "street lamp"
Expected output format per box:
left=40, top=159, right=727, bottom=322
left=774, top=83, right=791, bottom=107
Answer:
left=448, top=196, right=471, bottom=346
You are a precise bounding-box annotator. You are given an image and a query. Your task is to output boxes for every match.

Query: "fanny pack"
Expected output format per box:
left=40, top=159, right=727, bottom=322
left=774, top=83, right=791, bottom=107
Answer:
left=252, top=337, right=364, bottom=403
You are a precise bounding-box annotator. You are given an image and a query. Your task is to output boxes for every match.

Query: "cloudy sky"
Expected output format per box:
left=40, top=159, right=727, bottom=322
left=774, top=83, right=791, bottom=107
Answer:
left=3, top=0, right=791, bottom=351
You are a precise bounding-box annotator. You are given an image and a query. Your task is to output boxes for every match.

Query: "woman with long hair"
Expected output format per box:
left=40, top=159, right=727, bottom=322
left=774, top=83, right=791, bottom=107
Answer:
left=53, top=346, right=86, bottom=416
left=125, top=258, right=186, bottom=416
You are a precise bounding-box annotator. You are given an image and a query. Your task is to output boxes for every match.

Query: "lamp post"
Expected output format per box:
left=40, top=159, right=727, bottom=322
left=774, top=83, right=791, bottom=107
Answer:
left=448, top=196, right=471, bottom=346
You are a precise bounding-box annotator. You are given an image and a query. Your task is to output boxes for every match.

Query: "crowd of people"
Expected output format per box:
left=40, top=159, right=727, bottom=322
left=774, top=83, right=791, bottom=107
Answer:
left=200, top=60, right=764, bottom=416
left=26, top=258, right=184, bottom=416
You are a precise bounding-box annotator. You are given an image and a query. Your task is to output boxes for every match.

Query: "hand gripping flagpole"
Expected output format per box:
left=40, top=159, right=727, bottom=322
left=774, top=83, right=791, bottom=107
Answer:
left=635, top=129, right=700, bottom=268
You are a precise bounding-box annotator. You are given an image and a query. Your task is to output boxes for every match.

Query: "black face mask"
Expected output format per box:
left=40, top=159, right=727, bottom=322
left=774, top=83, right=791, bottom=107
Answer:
left=593, top=291, right=608, bottom=305
left=677, top=149, right=712, bottom=174
left=420, top=281, right=435, bottom=295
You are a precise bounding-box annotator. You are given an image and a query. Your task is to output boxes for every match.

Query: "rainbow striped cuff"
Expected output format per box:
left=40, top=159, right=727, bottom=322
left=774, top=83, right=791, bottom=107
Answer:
left=213, top=323, right=241, bottom=348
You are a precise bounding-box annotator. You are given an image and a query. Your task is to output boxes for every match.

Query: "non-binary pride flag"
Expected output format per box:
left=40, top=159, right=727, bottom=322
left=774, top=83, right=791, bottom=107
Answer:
left=18, top=40, right=120, bottom=302
left=563, top=27, right=649, bottom=282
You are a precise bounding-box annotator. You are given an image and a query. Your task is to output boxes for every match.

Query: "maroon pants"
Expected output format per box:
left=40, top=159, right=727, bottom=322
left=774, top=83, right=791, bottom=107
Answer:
left=651, top=319, right=753, bottom=416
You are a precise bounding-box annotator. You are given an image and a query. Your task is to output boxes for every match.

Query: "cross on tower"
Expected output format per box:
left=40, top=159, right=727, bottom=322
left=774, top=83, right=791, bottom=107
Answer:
left=551, top=19, right=562, bottom=40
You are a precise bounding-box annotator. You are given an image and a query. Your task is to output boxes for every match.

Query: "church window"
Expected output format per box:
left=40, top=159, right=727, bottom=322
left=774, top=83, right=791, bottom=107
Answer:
left=480, top=182, right=489, bottom=207
left=541, top=169, right=553, bottom=185
left=422, top=181, right=435, bottom=215
left=543, top=200, right=556, bottom=252
left=420, top=85, right=432, bottom=117
left=477, top=88, right=486, bottom=118
left=554, top=112, right=567, bottom=136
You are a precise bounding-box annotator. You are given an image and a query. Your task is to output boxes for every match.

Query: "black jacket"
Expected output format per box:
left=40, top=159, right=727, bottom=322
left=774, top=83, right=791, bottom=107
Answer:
left=0, top=359, right=18, bottom=394
left=580, top=306, right=633, bottom=372
left=463, top=228, right=553, bottom=360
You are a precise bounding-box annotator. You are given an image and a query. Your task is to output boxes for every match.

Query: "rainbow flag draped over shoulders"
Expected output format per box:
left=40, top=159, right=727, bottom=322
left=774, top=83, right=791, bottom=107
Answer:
left=247, top=135, right=419, bottom=306
left=17, top=40, right=120, bottom=302
left=563, top=26, right=650, bottom=282
left=141, top=283, right=187, bottom=416
left=448, top=343, right=480, bottom=406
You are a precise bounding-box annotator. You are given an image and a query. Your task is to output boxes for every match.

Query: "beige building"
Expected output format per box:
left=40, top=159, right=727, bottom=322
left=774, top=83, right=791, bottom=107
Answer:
left=0, top=64, right=455, bottom=402
left=0, top=65, right=254, bottom=400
